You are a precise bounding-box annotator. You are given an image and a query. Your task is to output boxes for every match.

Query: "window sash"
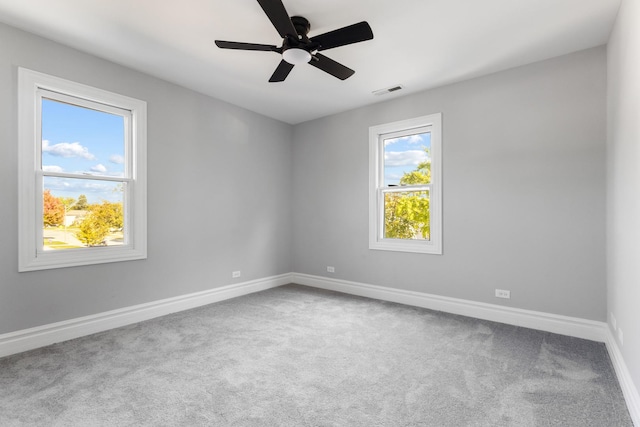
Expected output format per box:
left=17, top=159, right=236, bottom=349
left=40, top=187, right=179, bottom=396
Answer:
left=378, top=185, right=432, bottom=241
left=36, top=89, right=134, bottom=254
left=37, top=88, right=133, bottom=180
left=380, top=184, right=431, bottom=194
left=379, top=125, right=432, bottom=188
left=37, top=176, right=131, bottom=254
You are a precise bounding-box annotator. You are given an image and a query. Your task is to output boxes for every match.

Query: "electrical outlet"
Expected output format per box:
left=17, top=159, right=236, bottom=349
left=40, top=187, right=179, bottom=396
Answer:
left=618, top=328, right=624, bottom=346
left=232, top=271, right=241, bottom=278
left=495, top=289, right=510, bottom=299
left=327, top=266, right=335, bottom=273
left=610, top=313, right=617, bottom=331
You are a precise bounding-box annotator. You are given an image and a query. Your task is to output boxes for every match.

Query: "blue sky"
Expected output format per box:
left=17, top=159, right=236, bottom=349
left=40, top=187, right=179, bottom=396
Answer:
left=41, top=98, right=125, bottom=204
left=383, top=131, right=431, bottom=186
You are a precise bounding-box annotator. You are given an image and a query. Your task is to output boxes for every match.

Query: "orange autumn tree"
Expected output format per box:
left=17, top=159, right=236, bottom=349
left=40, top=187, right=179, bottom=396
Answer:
left=43, top=189, right=64, bottom=227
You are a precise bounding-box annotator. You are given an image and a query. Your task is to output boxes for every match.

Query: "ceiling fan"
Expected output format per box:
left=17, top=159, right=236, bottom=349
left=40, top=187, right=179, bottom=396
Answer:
left=215, top=0, right=374, bottom=82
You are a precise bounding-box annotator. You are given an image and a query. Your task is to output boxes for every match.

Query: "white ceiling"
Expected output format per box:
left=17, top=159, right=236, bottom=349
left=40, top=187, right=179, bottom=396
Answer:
left=0, top=0, right=621, bottom=124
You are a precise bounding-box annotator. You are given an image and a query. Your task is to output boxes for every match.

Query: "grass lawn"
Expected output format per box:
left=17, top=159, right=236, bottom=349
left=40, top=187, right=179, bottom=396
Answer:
left=43, top=239, right=82, bottom=250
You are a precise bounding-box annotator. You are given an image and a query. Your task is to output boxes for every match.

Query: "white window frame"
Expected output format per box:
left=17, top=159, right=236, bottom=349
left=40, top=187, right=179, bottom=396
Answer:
left=18, top=68, right=147, bottom=271
left=369, top=113, right=442, bottom=254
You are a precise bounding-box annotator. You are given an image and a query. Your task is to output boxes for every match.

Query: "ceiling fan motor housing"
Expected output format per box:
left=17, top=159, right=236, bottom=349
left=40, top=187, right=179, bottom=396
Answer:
left=290, top=16, right=311, bottom=39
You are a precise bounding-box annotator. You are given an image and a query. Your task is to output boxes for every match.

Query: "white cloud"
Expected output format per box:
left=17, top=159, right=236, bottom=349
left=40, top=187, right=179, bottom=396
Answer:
left=109, top=154, right=124, bottom=165
left=90, top=164, right=107, bottom=173
left=42, top=165, right=64, bottom=173
left=384, top=134, right=426, bottom=146
left=384, top=150, right=428, bottom=167
left=385, top=172, right=405, bottom=182
left=406, top=134, right=424, bottom=144
left=42, top=140, right=96, bottom=160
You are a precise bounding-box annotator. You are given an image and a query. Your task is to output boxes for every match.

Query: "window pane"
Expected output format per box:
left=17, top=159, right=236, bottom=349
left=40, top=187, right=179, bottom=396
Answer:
left=41, top=98, right=125, bottom=178
left=383, top=131, right=431, bottom=186
left=43, top=177, right=125, bottom=250
left=383, top=190, right=430, bottom=240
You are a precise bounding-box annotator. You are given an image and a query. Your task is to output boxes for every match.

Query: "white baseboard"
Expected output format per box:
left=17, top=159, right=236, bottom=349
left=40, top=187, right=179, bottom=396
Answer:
left=605, top=329, right=640, bottom=426
left=292, top=273, right=608, bottom=342
left=0, top=273, right=292, bottom=358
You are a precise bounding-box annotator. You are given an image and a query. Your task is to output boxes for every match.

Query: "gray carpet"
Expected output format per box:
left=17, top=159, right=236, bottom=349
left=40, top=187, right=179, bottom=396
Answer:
left=0, top=284, right=633, bottom=426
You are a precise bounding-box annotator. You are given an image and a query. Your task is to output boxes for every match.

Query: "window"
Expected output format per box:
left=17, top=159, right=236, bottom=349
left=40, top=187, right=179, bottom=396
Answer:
left=369, top=114, right=442, bottom=254
left=18, top=68, right=147, bottom=271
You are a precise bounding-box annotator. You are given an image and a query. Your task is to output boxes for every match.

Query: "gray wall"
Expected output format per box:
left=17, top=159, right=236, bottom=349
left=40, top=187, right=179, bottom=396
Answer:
left=0, top=22, right=293, bottom=334
left=292, top=47, right=607, bottom=321
left=607, top=0, right=640, bottom=400
left=1, top=20, right=610, bottom=336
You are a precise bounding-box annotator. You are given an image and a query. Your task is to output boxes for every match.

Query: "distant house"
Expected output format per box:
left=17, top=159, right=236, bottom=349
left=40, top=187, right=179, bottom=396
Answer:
left=63, top=210, right=88, bottom=227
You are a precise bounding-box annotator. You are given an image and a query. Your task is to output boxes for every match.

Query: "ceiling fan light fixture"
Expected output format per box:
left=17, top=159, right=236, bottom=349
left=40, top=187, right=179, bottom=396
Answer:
left=283, top=48, right=311, bottom=65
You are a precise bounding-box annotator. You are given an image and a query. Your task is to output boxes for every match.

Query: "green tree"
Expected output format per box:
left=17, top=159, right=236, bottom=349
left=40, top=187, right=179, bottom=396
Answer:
left=75, top=214, right=109, bottom=246
left=399, top=152, right=431, bottom=185
left=43, top=189, right=64, bottom=226
left=384, top=191, right=430, bottom=239
left=91, top=201, right=124, bottom=230
left=74, top=200, right=124, bottom=246
left=60, top=197, right=76, bottom=211
left=385, top=194, right=411, bottom=239
left=75, top=194, right=88, bottom=210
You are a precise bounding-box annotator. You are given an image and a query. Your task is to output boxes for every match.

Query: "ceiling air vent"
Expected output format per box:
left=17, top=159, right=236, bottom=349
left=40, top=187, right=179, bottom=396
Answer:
left=372, top=85, right=404, bottom=96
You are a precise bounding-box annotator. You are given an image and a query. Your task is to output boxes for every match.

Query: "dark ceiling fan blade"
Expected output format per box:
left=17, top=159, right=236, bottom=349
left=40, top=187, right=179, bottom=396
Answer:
left=257, top=0, right=298, bottom=38
left=269, top=60, right=295, bottom=82
left=308, top=53, right=355, bottom=80
left=215, top=40, right=280, bottom=52
left=310, top=21, right=373, bottom=51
